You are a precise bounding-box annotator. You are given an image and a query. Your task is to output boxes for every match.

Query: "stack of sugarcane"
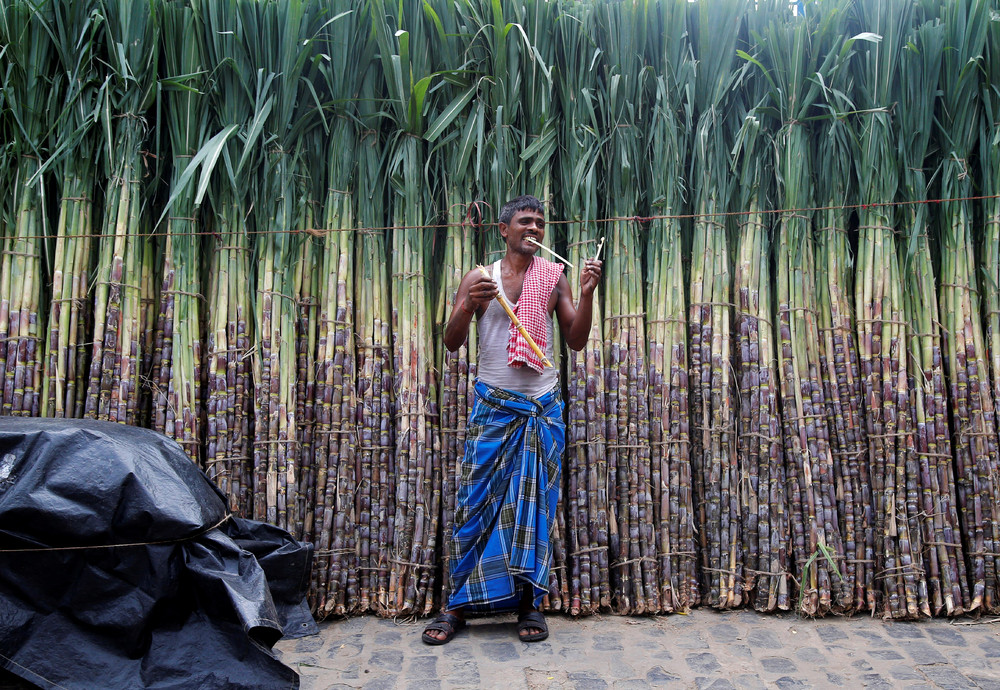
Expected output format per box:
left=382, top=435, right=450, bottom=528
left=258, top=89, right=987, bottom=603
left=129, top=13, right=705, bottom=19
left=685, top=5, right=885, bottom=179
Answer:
left=732, top=91, right=789, bottom=610
left=423, top=0, right=484, bottom=613
left=248, top=0, right=319, bottom=537
left=985, top=12, right=1000, bottom=586
left=41, top=0, right=101, bottom=420
left=753, top=0, right=851, bottom=615
left=853, top=0, right=930, bottom=619
left=645, top=0, right=698, bottom=613
left=597, top=0, right=658, bottom=615
left=311, top=120, right=359, bottom=616
left=310, top=1, right=367, bottom=616
left=0, top=0, right=55, bottom=417
left=813, top=117, right=871, bottom=615
left=201, top=0, right=260, bottom=516
left=293, top=146, right=323, bottom=544
left=352, top=71, right=396, bottom=617
left=84, top=0, right=159, bottom=425
left=151, top=0, right=209, bottom=464
left=980, top=0, right=1000, bottom=615
left=935, top=0, right=1000, bottom=615
left=372, top=0, right=441, bottom=617
left=900, top=16, right=967, bottom=617
left=517, top=0, right=571, bottom=611
left=557, top=0, right=610, bottom=616
left=687, top=0, right=746, bottom=610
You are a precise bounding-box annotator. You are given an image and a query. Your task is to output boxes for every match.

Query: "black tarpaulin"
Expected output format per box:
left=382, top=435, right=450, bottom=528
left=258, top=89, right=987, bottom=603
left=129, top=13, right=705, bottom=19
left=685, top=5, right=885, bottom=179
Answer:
left=0, top=418, right=316, bottom=690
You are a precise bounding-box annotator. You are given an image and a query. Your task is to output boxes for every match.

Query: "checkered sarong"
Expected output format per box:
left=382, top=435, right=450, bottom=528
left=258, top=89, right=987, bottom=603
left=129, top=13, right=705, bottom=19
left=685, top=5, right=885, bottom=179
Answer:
left=447, top=380, right=565, bottom=612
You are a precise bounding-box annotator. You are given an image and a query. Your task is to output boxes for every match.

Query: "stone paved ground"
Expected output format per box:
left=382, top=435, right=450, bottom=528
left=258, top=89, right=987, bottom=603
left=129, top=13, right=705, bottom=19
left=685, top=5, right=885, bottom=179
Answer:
left=275, top=609, right=1000, bottom=689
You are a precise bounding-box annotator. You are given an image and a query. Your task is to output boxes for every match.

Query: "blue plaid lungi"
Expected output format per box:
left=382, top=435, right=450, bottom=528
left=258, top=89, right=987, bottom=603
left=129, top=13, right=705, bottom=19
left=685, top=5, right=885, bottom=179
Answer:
left=447, top=379, right=565, bottom=612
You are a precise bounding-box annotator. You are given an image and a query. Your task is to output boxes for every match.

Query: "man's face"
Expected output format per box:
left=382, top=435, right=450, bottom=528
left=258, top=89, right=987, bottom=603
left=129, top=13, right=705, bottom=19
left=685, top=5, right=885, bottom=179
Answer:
left=500, top=208, right=546, bottom=256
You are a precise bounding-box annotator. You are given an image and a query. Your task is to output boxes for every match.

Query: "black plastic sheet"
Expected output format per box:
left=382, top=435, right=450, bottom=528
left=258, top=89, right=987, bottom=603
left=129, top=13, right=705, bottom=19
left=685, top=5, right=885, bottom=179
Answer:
left=0, top=418, right=316, bottom=689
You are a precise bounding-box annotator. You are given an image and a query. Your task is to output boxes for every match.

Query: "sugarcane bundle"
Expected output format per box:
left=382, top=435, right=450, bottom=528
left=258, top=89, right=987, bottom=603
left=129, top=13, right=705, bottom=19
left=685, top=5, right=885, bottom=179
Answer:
left=337, top=66, right=396, bottom=616
left=809, top=38, right=870, bottom=614
left=371, top=0, right=441, bottom=616
left=593, top=0, right=658, bottom=615
left=687, top=0, right=747, bottom=611
left=293, top=168, right=322, bottom=544
left=199, top=0, right=265, bottom=516
left=516, top=0, right=570, bottom=612
left=84, top=0, right=159, bottom=425
left=0, top=0, right=59, bottom=418
left=246, top=0, right=320, bottom=534
left=644, top=0, right=698, bottom=613
left=986, top=13, right=1000, bottom=577
left=309, top=0, right=368, bottom=615
left=556, top=0, right=610, bottom=616
left=310, top=132, right=358, bottom=615
left=899, top=17, right=967, bottom=617
left=851, top=0, right=930, bottom=619
left=935, top=0, right=1000, bottom=615
left=41, top=0, right=102, bottom=420
left=752, top=0, right=851, bottom=615
left=422, top=0, right=488, bottom=613
left=150, top=0, right=210, bottom=463
left=732, top=104, right=790, bottom=612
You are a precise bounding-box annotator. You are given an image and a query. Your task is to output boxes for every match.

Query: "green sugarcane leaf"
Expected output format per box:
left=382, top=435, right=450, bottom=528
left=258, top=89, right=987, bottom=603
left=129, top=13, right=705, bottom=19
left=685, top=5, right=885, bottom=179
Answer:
left=410, top=74, right=434, bottom=132
left=155, top=123, right=239, bottom=227
left=455, top=97, right=483, bottom=176
left=851, top=31, right=882, bottom=44
left=425, top=82, right=476, bottom=142
left=194, top=124, right=241, bottom=206
left=237, top=93, right=273, bottom=175
left=423, top=1, right=444, bottom=42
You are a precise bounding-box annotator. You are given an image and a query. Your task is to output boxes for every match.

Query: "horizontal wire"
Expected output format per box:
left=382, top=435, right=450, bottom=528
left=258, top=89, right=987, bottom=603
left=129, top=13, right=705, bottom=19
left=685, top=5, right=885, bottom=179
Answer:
left=13, top=193, right=1000, bottom=242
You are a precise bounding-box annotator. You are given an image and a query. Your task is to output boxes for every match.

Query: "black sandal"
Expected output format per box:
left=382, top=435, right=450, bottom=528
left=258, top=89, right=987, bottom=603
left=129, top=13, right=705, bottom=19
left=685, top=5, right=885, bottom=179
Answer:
left=516, top=609, right=549, bottom=642
left=422, top=612, right=466, bottom=645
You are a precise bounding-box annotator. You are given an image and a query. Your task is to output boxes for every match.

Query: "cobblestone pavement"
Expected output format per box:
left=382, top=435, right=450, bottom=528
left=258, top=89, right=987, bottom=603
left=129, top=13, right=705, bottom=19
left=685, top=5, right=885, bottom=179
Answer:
left=275, top=608, right=1000, bottom=689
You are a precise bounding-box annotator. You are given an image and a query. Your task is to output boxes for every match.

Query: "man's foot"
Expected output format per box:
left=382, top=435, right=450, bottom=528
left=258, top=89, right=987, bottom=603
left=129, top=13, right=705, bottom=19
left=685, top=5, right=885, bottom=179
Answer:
left=516, top=609, right=548, bottom=642
left=422, top=610, right=466, bottom=645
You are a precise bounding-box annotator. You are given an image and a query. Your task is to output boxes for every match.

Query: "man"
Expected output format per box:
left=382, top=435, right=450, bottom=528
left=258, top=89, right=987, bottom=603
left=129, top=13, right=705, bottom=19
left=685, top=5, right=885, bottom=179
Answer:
left=423, top=195, right=602, bottom=644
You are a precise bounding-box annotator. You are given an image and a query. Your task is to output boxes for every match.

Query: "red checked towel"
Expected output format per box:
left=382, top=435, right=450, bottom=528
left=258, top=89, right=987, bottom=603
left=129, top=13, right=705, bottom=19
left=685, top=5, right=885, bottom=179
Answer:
left=505, top=256, right=564, bottom=374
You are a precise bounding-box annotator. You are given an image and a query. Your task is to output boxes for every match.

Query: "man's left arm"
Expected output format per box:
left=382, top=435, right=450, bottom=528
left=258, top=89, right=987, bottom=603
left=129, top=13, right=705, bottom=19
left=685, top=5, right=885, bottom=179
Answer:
left=555, top=258, right=602, bottom=351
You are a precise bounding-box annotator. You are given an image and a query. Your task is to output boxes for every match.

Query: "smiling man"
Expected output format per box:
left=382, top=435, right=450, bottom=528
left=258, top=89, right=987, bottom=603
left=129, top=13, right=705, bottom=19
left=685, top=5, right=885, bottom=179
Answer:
left=423, top=195, right=602, bottom=645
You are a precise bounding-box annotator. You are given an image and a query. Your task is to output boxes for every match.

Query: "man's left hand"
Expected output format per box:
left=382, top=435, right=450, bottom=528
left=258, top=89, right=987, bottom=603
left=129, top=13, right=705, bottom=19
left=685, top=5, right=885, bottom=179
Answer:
left=580, top=259, right=602, bottom=297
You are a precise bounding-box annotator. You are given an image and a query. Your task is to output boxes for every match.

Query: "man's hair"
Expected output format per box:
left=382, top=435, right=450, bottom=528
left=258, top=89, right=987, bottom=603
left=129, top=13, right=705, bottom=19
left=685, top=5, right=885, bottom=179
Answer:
left=498, top=195, right=544, bottom=226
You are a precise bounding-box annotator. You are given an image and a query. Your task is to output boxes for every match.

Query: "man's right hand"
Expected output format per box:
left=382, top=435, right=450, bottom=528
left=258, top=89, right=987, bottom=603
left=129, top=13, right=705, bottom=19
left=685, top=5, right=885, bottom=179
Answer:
left=444, top=268, right=499, bottom=352
left=463, top=272, right=499, bottom=314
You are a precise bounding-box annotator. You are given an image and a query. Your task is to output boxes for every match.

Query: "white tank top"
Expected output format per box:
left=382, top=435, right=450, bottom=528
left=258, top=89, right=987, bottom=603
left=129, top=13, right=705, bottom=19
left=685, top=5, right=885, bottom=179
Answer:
left=476, top=261, right=558, bottom=398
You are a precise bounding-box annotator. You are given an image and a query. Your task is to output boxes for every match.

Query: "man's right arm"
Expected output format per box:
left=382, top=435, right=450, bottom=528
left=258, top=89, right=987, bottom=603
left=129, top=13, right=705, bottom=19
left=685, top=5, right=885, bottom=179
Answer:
left=444, top=269, right=499, bottom=352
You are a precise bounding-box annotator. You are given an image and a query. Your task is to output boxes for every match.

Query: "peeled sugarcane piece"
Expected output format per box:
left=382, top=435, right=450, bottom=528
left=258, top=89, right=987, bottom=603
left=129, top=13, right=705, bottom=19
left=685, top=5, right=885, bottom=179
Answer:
left=526, top=237, right=575, bottom=268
